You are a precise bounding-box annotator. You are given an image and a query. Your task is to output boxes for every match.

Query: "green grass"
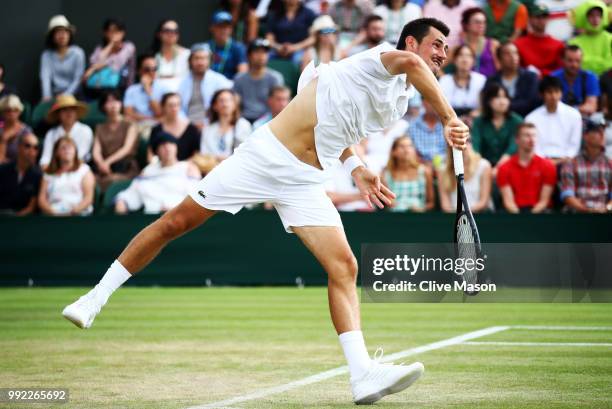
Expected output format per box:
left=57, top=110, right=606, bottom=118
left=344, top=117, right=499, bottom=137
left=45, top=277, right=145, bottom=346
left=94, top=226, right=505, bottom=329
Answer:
left=1, top=288, right=611, bottom=409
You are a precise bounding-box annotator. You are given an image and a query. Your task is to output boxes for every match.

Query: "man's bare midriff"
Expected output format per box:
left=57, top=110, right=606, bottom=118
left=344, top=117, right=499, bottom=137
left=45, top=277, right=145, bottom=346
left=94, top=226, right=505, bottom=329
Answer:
left=268, top=78, right=323, bottom=170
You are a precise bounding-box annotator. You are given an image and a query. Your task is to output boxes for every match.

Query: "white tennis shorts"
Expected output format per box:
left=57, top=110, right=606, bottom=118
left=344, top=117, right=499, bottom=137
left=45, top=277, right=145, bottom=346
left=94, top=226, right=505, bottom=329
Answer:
left=189, top=124, right=342, bottom=233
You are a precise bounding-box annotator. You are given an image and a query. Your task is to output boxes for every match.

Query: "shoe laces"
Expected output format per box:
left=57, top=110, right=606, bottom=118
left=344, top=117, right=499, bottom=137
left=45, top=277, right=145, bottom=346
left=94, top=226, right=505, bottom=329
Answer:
left=373, top=347, right=405, bottom=367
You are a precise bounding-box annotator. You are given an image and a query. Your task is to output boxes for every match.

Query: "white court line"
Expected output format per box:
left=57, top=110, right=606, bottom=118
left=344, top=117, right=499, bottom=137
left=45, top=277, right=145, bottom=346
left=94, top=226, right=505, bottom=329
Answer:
left=510, top=325, right=612, bottom=331
left=185, top=325, right=510, bottom=409
left=463, top=341, right=612, bottom=347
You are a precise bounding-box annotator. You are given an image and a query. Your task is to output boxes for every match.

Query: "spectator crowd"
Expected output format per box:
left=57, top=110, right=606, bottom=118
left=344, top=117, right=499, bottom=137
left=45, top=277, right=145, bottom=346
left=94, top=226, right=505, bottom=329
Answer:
left=0, top=0, right=611, bottom=216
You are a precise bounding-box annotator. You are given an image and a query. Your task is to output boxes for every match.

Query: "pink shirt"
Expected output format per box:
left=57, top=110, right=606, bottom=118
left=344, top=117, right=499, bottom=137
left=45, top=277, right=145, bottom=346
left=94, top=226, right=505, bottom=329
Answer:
left=423, top=0, right=477, bottom=48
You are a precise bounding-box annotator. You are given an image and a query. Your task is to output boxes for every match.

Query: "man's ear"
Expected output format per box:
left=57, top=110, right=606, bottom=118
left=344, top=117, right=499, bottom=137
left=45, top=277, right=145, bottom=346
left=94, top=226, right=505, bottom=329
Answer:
left=404, top=36, right=418, bottom=52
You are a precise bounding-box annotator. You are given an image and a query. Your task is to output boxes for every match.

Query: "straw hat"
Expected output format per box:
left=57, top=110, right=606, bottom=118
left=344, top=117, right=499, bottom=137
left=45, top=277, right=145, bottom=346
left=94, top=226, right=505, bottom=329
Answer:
left=47, top=15, right=75, bottom=34
left=0, top=94, right=24, bottom=112
left=46, top=94, right=88, bottom=123
left=309, top=15, right=338, bottom=35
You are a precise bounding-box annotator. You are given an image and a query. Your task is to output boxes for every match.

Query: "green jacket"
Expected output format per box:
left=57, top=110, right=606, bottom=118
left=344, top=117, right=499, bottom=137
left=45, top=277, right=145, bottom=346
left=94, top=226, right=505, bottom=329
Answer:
left=568, top=0, right=612, bottom=75
left=471, top=112, right=523, bottom=166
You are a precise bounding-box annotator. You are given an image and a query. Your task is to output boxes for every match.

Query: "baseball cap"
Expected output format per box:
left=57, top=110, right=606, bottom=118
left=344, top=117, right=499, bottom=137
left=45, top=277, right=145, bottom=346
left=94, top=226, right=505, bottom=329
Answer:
left=150, top=131, right=178, bottom=153
left=583, top=115, right=606, bottom=133
left=531, top=4, right=550, bottom=17
left=212, top=11, right=233, bottom=25
left=248, top=38, right=271, bottom=54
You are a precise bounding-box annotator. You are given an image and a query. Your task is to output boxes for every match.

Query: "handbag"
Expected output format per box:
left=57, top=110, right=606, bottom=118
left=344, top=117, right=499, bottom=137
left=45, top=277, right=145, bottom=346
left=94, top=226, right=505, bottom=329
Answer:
left=86, top=66, right=121, bottom=89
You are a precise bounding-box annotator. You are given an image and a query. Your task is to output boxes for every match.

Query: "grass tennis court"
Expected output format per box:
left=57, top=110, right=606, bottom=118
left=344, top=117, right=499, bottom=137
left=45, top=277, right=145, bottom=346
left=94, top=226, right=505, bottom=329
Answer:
left=1, top=287, right=611, bottom=409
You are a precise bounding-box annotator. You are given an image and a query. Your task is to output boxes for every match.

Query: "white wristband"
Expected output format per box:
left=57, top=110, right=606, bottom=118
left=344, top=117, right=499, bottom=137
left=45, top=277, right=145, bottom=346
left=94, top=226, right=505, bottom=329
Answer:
left=343, top=155, right=365, bottom=175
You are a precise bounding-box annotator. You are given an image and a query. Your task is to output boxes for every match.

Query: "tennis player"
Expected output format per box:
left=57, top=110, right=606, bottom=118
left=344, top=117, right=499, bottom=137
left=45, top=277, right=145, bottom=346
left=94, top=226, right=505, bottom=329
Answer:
left=63, top=18, right=468, bottom=404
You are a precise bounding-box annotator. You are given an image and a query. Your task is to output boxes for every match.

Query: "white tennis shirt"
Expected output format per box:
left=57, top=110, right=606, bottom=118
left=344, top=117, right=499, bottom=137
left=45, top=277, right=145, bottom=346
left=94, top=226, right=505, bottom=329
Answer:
left=298, top=42, right=414, bottom=170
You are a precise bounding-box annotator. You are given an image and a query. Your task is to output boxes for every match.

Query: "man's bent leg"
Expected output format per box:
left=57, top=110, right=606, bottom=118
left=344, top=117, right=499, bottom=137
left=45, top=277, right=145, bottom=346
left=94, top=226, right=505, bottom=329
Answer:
left=292, top=225, right=424, bottom=404
left=292, top=226, right=371, bottom=381
left=63, top=197, right=216, bottom=329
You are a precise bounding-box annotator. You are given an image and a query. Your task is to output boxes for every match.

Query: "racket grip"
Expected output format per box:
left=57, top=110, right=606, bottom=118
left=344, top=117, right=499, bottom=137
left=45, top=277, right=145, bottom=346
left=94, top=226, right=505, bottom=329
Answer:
left=452, top=148, right=464, bottom=176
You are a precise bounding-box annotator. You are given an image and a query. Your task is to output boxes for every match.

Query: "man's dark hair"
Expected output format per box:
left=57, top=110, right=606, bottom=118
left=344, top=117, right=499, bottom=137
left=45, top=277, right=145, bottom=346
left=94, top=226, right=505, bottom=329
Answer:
left=495, top=41, right=517, bottom=61
left=538, top=75, right=563, bottom=94
left=137, top=52, right=156, bottom=70
left=269, top=85, right=291, bottom=98
left=562, top=44, right=582, bottom=59
left=396, top=18, right=450, bottom=50
left=363, top=14, right=383, bottom=30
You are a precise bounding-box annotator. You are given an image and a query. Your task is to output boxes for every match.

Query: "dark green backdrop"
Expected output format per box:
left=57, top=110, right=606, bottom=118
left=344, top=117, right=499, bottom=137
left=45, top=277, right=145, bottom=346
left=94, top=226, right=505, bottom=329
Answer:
left=1, top=211, right=610, bottom=286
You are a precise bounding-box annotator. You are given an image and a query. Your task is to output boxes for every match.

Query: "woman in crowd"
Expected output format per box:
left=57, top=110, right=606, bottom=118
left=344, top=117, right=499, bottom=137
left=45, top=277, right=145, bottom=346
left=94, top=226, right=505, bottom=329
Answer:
left=438, top=142, right=493, bottom=213
left=200, top=89, right=252, bottom=163
left=374, top=0, right=421, bottom=44
left=82, top=18, right=136, bottom=99
left=266, top=0, right=317, bottom=66
left=38, top=136, right=95, bottom=216
left=150, top=92, right=200, bottom=161
left=151, top=19, right=190, bottom=91
left=459, top=7, right=499, bottom=78
left=219, top=0, right=259, bottom=44
left=39, top=94, right=93, bottom=169
left=301, top=15, right=341, bottom=70
left=380, top=136, right=434, bottom=213
left=438, top=44, right=486, bottom=126
left=40, top=15, right=85, bottom=101
left=92, top=91, right=139, bottom=191
left=0, top=95, right=34, bottom=164
left=471, top=83, right=523, bottom=169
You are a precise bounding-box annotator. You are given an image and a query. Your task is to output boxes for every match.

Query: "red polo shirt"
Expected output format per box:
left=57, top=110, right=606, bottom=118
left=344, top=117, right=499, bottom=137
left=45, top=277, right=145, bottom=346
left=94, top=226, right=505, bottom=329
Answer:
left=497, top=154, right=557, bottom=208
left=514, top=33, right=565, bottom=76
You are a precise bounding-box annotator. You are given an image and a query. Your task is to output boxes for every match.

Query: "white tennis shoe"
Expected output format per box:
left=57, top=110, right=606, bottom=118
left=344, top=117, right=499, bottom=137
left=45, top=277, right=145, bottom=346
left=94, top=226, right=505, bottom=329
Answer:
left=351, top=348, right=424, bottom=405
left=62, top=290, right=104, bottom=329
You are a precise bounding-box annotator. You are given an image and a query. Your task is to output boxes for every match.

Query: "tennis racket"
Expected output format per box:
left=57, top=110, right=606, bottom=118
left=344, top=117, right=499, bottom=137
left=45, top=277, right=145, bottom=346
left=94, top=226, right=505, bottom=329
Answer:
left=452, top=148, right=482, bottom=296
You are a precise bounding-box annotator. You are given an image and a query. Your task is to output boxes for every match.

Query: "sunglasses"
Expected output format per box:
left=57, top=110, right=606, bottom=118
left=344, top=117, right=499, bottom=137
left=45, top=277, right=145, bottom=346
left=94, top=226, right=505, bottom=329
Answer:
left=142, top=66, right=158, bottom=73
left=22, top=143, right=39, bottom=150
left=161, top=28, right=179, bottom=34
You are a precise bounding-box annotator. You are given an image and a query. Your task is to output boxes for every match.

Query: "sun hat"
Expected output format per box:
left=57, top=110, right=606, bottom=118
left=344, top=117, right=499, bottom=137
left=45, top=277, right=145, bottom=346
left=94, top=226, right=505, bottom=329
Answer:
left=309, top=15, right=338, bottom=35
left=47, top=15, right=75, bottom=34
left=46, top=94, right=88, bottom=123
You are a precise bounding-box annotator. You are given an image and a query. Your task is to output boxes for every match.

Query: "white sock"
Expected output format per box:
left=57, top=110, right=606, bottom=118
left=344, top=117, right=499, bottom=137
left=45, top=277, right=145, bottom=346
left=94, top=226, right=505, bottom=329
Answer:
left=93, top=260, right=132, bottom=305
left=339, top=330, right=371, bottom=380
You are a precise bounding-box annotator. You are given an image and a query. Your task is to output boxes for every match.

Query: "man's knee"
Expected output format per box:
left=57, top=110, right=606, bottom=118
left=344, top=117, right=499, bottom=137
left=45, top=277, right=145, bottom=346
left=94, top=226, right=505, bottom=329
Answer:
left=157, top=212, right=194, bottom=240
left=328, top=252, right=358, bottom=284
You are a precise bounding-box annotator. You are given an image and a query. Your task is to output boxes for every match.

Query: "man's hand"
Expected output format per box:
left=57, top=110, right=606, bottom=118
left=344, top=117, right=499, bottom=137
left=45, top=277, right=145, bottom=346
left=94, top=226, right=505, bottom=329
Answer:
left=352, top=167, right=396, bottom=209
left=444, top=117, right=469, bottom=150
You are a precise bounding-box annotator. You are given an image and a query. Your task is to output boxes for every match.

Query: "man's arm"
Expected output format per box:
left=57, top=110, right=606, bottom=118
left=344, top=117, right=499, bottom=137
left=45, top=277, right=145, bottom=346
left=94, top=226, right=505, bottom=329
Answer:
left=531, top=184, right=554, bottom=213
left=499, top=185, right=520, bottom=213
left=380, top=50, right=468, bottom=149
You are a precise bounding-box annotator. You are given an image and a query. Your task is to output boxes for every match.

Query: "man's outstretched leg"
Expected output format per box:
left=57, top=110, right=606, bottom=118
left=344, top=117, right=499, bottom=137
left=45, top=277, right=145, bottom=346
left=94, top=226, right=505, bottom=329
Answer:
left=293, top=226, right=424, bottom=405
left=63, top=197, right=216, bottom=328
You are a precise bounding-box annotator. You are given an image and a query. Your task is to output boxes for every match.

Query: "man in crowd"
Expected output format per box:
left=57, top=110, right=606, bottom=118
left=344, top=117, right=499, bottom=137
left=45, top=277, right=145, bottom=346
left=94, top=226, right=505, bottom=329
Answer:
left=551, top=45, right=600, bottom=116
left=0, top=133, right=42, bottom=215
left=177, top=43, right=233, bottom=130
left=252, top=85, right=291, bottom=129
left=497, top=122, right=557, bottom=213
left=233, top=39, right=284, bottom=124
left=560, top=117, right=612, bottom=213
left=514, top=4, right=564, bottom=76
left=485, top=42, right=540, bottom=116
left=123, top=53, right=166, bottom=124
left=568, top=0, right=612, bottom=76
left=115, top=132, right=200, bottom=214
left=208, top=11, right=248, bottom=80
left=482, top=0, right=529, bottom=43
left=525, top=76, right=582, bottom=164
left=348, top=14, right=386, bottom=56
left=408, top=99, right=447, bottom=163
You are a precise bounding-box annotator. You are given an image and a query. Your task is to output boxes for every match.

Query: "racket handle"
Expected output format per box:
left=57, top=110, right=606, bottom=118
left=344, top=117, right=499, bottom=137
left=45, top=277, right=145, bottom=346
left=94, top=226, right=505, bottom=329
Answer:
left=452, top=148, right=464, bottom=176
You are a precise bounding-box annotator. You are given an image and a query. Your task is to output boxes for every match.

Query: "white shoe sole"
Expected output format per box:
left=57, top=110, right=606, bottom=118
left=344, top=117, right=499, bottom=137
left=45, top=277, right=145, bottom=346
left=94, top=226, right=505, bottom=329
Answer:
left=354, top=362, right=424, bottom=405
left=62, top=305, right=89, bottom=329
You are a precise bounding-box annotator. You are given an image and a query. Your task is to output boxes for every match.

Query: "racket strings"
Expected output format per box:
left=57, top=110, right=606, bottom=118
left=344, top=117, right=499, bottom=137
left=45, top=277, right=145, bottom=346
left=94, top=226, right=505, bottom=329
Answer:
left=456, top=215, right=479, bottom=286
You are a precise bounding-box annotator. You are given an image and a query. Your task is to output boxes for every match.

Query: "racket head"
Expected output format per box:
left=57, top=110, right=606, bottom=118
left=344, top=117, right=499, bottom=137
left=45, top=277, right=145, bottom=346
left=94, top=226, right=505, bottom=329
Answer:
left=453, top=176, right=483, bottom=296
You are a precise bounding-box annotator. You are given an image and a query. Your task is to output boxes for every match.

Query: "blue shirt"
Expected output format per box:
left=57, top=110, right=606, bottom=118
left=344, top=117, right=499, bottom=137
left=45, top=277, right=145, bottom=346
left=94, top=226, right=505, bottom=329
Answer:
left=209, top=39, right=247, bottom=80
left=123, top=81, right=167, bottom=117
left=267, top=5, right=316, bottom=45
left=408, top=116, right=446, bottom=162
left=551, top=68, right=601, bottom=107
